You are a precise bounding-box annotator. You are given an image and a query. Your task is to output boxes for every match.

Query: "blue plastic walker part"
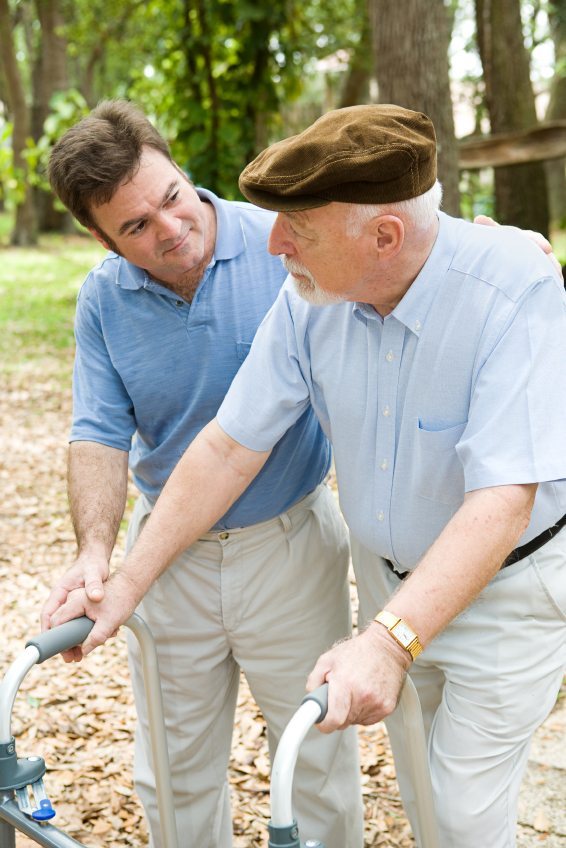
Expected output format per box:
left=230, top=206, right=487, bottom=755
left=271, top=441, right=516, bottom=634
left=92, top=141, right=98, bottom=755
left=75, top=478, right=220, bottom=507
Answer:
left=31, top=798, right=56, bottom=821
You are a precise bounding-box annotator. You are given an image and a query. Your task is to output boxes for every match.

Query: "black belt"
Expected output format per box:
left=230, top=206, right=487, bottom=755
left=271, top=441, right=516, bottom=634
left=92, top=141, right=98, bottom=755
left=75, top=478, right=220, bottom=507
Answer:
left=383, top=513, right=566, bottom=581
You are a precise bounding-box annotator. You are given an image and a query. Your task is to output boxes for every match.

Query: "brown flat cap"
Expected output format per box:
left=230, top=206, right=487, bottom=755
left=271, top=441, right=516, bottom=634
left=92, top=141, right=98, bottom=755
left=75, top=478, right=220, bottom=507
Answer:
left=239, top=104, right=437, bottom=211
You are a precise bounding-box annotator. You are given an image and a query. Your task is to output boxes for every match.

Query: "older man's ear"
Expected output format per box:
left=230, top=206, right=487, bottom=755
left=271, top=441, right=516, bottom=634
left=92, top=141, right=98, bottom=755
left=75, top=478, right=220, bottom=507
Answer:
left=368, top=215, right=405, bottom=259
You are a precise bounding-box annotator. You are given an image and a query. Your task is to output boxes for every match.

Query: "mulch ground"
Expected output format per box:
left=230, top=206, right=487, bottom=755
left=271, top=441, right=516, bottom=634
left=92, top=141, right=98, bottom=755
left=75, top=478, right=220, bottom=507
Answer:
left=0, top=356, right=414, bottom=847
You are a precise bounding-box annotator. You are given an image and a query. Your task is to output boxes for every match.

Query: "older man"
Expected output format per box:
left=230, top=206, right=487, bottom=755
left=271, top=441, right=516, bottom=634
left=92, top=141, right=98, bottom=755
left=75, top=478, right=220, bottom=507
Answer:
left=50, top=105, right=566, bottom=848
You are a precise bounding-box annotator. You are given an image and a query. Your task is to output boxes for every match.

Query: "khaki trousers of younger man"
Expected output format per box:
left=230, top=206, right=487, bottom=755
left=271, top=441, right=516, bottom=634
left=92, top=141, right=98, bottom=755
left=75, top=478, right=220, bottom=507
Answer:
left=351, top=529, right=566, bottom=848
left=126, top=485, right=363, bottom=848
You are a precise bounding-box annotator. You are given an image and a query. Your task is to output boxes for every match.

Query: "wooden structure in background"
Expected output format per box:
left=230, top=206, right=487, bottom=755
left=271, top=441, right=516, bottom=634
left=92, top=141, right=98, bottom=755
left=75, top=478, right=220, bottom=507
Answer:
left=458, top=120, right=566, bottom=169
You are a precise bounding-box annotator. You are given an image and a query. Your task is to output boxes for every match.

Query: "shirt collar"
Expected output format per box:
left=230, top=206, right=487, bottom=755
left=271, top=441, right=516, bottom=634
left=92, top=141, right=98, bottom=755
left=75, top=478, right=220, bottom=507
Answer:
left=197, top=187, right=246, bottom=261
left=113, top=186, right=245, bottom=291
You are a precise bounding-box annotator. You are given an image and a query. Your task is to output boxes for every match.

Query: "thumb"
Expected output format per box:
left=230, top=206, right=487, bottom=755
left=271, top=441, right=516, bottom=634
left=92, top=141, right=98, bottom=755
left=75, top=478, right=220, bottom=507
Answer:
left=84, top=564, right=106, bottom=602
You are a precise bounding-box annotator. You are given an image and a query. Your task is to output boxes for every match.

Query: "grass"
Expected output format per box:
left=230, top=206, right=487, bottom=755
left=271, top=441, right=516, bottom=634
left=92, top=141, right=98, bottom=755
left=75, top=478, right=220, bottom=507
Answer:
left=0, top=218, right=105, bottom=374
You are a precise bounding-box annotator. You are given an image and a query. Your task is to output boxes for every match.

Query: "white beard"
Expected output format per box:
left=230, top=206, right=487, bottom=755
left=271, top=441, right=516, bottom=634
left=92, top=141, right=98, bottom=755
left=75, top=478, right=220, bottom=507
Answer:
left=282, top=257, right=344, bottom=307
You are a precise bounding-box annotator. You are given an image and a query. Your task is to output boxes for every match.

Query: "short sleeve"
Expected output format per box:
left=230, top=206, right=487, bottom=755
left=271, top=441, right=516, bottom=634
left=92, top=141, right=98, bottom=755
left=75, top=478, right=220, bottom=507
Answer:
left=71, top=288, right=136, bottom=450
left=457, top=277, right=566, bottom=490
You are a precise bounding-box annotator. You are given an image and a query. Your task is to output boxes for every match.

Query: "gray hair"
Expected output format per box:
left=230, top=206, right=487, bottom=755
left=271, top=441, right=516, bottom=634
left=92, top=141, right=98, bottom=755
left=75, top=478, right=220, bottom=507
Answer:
left=345, top=180, right=443, bottom=236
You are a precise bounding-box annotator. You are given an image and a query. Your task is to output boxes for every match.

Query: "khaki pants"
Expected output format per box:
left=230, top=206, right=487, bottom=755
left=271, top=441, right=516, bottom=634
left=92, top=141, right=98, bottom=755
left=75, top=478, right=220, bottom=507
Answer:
left=352, top=528, right=566, bottom=848
left=126, top=485, right=363, bottom=848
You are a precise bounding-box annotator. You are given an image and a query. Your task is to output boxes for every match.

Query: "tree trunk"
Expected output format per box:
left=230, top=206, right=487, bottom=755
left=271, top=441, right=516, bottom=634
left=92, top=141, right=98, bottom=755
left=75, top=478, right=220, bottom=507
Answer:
left=368, top=0, right=460, bottom=215
left=475, top=0, right=549, bottom=236
left=339, top=4, right=373, bottom=108
left=33, top=0, right=71, bottom=232
left=545, top=0, right=566, bottom=228
left=0, top=0, right=37, bottom=245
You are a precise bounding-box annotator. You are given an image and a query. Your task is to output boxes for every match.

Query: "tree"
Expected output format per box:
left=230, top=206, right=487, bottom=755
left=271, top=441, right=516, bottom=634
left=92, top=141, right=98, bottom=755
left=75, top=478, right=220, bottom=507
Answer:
left=545, top=0, right=566, bottom=227
left=368, top=0, right=460, bottom=215
left=32, top=0, right=71, bottom=231
left=338, top=0, right=373, bottom=109
left=0, top=0, right=37, bottom=245
left=475, top=0, right=550, bottom=235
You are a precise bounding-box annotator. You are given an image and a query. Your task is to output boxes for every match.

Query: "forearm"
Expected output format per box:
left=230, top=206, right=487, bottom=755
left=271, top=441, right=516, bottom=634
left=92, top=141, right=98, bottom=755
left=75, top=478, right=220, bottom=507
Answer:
left=68, top=441, right=129, bottom=558
left=384, top=483, right=537, bottom=647
left=117, top=419, right=270, bottom=599
left=309, top=482, right=538, bottom=729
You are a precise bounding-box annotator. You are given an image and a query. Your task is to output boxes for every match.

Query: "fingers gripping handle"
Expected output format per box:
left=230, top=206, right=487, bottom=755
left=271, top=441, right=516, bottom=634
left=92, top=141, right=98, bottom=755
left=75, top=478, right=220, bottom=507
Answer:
left=25, top=617, right=95, bottom=663
left=300, top=683, right=329, bottom=722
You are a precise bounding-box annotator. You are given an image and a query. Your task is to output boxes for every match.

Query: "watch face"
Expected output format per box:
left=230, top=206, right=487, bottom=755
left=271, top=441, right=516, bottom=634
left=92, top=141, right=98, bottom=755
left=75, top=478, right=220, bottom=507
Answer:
left=393, top=621, right=415, bottom=646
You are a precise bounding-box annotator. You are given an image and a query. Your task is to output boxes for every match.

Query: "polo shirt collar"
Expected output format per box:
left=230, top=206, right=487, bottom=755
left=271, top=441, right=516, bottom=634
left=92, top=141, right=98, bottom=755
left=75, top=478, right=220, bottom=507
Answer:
left=197, top=187, right=246, bottom=261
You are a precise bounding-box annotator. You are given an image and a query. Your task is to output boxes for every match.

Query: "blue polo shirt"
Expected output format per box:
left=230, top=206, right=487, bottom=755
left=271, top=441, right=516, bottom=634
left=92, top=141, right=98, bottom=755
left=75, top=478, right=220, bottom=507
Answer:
left=71, top=189, right=331, bottom=528
left=218, top=212, right=566, bottom=567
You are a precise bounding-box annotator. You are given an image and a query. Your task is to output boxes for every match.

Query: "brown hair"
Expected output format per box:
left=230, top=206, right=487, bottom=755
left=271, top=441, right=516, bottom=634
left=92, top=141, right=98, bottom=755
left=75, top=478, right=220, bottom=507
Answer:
left=47, top=99, right=173, bottom=231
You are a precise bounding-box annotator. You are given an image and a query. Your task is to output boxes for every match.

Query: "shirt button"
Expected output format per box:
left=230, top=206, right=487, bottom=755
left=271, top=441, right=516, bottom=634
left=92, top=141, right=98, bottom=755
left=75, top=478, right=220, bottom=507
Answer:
left=176, top=300, right=184, bottom=307
left=415, top=319, right=422, bottom=331
left=377, top=511, right=385, bottom=522
left=218, top=531, right=230, bottom=540
left=383, top=405, right=391, bottom=417
left=380, top=459, right=388, bottom=471
left=385, top=350, right=394, bottom=362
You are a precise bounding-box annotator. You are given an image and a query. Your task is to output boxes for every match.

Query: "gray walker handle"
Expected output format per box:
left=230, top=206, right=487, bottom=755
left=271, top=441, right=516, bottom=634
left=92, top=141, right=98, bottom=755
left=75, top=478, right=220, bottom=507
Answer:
left=25, top=618, right=95, bottom=663
left=300, top=684, right=329, bottom=721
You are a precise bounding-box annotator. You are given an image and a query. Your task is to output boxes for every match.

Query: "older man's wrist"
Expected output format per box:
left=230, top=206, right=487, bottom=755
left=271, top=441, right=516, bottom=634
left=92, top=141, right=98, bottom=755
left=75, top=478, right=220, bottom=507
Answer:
left=373, top=610, right=424, bottom=661
left=366, top=620, right=414, bottom=671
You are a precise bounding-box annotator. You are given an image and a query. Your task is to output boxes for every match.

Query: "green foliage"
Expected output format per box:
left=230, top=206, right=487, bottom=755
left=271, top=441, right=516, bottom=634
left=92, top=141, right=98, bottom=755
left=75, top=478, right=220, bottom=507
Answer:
left=13, top=0, right=362, bottom=198
left=0, top=124, right=37, bottom=210
left=459, top=170, right=496, bottom=220
left=124, top=0, right=360, bottom=197
left=0, top=122, right=20, bottom=210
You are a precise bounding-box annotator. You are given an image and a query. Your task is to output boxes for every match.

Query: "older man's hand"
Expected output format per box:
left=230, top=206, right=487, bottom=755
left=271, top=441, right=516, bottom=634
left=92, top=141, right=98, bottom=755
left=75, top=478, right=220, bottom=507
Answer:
left=306, top=622, right=412, bottom=732
left=49, top=570, right=142, bottom=660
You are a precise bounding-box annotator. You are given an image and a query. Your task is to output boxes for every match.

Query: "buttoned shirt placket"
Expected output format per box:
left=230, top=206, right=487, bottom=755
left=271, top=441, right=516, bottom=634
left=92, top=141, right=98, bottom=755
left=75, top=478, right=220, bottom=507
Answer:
left=372, top=313, right=405, bottom=557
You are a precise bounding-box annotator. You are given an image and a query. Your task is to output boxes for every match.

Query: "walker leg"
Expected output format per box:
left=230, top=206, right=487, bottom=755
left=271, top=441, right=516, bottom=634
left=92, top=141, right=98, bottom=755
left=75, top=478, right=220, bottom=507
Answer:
left=0, top=821, right=15, bottom=848
left=398, top=676, right=440, bottom=848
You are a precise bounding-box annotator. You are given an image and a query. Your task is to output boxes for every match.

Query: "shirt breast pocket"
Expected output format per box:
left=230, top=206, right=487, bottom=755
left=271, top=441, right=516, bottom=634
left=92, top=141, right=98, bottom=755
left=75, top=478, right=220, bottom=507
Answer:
left=414, top=420, right=467, bottom=505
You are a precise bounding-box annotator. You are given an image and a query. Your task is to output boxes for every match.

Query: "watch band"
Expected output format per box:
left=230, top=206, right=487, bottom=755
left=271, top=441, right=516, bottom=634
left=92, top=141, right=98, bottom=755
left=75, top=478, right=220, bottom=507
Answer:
left=374, top=610, right=423, bottom=660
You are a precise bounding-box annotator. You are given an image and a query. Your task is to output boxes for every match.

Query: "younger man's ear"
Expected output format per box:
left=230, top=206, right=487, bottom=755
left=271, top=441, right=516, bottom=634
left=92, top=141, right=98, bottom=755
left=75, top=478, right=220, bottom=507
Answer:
left=88, top=227, right=111, bottom=250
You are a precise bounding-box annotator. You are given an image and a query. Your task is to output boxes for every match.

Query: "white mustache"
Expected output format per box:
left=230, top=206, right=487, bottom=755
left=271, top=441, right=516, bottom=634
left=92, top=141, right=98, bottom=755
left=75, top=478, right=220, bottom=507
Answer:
left=282, top=256, right=315, bottom=282
left=280, top=256, right=343, bottom=307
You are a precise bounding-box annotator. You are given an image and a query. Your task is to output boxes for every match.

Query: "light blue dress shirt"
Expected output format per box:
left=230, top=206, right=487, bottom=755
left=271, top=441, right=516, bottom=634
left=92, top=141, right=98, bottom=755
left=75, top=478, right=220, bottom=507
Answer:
left=71, top=189, right=331, bottom=529
left=217, top=212, right=566, bottom=568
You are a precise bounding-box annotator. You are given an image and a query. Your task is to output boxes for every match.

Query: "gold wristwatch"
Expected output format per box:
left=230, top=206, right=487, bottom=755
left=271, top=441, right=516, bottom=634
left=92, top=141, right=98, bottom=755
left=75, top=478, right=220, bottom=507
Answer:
left=374, top=610, right=423, bottom=660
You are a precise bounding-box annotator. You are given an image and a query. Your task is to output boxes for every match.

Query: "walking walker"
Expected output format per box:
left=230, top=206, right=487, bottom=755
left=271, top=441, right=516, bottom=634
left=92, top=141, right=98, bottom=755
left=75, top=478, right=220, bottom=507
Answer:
left=268, top=682, right=440, bottom=848
left=0, top=615, right=178, bottom=848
